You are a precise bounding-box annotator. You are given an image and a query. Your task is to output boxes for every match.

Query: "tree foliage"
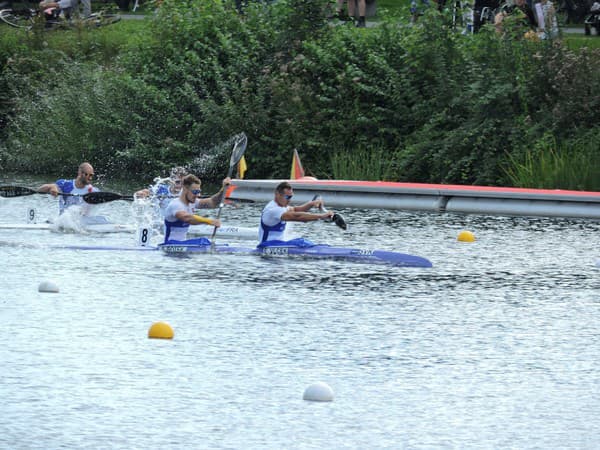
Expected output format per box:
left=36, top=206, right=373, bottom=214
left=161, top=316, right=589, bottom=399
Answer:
left=0, top=0, right=598, bottom=189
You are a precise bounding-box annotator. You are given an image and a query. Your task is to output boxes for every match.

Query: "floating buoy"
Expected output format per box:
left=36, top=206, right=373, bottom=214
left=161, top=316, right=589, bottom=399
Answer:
left=148, top=321, right=174, bottom=339
left=38, top=280, right=59, bottom=293
left=303, top=382, right=334, bottom=402
left=457, top=230, right=475, bottom=242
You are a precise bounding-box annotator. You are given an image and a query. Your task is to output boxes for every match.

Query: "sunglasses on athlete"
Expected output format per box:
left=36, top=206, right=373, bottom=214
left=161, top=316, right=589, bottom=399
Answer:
left=190, top=189, right=202, bottom=195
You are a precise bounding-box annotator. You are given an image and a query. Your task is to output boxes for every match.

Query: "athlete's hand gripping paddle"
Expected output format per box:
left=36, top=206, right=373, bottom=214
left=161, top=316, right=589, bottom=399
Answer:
left=312, top=194, right=347, bottom=230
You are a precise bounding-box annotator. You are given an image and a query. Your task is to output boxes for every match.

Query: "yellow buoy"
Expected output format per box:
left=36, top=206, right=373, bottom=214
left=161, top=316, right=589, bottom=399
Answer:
left=457, top=230, right=475, bottom=242
left=148, top=321, right=174, bottom=339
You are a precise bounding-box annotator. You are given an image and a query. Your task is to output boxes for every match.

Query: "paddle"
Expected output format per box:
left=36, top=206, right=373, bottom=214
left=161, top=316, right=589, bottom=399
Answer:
left=0, top=185, right=134, bottom=204
left=0, top=185, right=89, bottom=201
left=0, top=185, right=63, bottom=198
left=210, top=132, right=248, bottom=246
left=313, top=194, right=347, bottom=230
left=82, top=192, right=134, bottom=204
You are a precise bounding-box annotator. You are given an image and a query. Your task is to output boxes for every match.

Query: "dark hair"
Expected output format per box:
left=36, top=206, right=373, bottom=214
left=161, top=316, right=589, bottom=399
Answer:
left=182, top=174, right=200, bottom=189
left=276, top=181, right=292, bottom=194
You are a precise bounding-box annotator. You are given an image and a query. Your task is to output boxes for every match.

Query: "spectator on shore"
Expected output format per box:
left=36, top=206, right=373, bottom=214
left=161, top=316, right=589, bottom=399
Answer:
left=495, top=0, right=538, bottom=35
left=473, top=0, right=500, bottom=32
left=336, top=0, right=367, bottom=27
left=39, top=0, right=91, bottom=18
left=410, top=0, right=431, bottom=23
left=535, top=0, right=559, bottom=39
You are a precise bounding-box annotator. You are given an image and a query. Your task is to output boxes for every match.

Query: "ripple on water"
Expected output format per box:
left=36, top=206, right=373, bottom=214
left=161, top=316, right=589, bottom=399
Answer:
left=1, top=194, right=600, bottom=448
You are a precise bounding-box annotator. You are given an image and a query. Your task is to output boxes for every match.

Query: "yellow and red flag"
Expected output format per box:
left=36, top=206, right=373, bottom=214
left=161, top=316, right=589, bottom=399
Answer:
left=290, top=149, right=305, bottom=180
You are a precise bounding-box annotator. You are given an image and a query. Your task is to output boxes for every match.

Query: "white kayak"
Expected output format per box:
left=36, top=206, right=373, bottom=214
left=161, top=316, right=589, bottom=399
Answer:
left=0, top=222, right=134, bottom=233
left=0, top=222, right=258, bottom=239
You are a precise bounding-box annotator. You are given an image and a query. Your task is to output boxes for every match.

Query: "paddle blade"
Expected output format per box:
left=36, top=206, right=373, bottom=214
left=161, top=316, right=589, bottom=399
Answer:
left=313, top=194, right=347, bottom=230
left=229, top=133, right=248, bottom=168
left=0, top=186, right=37, bottom=198
left=332, top=213, right=347, bottom=230
left=83, top=192, right=133, bottom=204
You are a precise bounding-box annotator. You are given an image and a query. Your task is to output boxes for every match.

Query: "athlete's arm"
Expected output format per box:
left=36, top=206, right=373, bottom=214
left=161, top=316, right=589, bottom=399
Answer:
left=281, top=210, right=333, bottom=222
left=292, top=198, right=323, bottom=213
left=196, top=177, right=232, bottom=209
left=38, top=183, right=59, bottom=196
left=175, top=210, right=221, bottom=227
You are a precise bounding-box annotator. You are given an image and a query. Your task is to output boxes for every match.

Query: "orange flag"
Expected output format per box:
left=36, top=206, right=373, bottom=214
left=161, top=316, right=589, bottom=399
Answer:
left=290, top=149, right=305, bottom=180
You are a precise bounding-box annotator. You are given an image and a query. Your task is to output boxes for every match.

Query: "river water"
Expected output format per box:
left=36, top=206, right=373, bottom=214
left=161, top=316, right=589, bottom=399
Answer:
left=1, top=179, right=599, bottom=449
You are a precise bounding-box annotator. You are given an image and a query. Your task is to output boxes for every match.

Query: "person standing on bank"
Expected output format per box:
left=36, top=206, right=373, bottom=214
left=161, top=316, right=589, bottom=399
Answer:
left=336, top=0, right=367, bottom=27
left=38, top=162, right=98, bottom=215
left=163, top=174, right=229, bottom=243
left=259, top=181, right=334, bottom=245
left=38, top=0, right=91, bottom=19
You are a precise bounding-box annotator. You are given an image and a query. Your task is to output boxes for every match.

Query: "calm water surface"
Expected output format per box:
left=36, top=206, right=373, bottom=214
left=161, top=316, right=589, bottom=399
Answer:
left=1, top=183, right=599, bottom=449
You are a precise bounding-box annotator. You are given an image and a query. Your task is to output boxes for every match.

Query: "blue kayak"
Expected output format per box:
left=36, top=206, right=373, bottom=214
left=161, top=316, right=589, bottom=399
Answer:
left=158, top=238, right=432, bottom=268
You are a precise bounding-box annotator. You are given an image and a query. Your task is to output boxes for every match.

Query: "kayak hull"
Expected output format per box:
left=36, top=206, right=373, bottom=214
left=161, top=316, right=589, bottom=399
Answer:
left=159, top=243, right=432, bottom=268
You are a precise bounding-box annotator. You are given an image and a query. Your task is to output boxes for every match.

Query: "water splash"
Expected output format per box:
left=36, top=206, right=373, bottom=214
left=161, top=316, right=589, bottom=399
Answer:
left=187, top=133, right=245, bottom=180
left=129, top=176, right=179, bottom=240
left=52, top=206, right=91, bottom=233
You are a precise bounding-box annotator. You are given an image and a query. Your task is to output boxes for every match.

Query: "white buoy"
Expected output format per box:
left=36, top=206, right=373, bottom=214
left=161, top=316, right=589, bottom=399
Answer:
left=38, top=280, right=60, bottom=293
left=303, top=382, right=334, bottom=402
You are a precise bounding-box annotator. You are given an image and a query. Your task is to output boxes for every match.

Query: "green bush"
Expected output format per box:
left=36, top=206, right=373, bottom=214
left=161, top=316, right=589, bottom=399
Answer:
left=505, top=130, right=600, bottom=191
left=0, top=0, right=598, bottom=189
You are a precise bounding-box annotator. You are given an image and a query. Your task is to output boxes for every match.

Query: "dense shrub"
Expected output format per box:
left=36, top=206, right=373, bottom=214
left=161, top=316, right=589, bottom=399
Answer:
left=0, top=0, right=598, bottom=188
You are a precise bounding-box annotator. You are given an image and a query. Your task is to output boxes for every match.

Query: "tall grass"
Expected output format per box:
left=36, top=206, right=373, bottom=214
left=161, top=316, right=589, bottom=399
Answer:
left=505, top=132, right=600, bottom=191
left=330, top=146, right=397, bottom=180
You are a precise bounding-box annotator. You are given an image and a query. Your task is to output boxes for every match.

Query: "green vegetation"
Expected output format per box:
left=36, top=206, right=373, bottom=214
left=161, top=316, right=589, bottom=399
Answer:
left=0, top=0, right=598, bottom=190
left=564, top=35, right=600, bottom=50
left=505, top=130, right=600, bottom=191
left=330, top=146, right=397, bottom=180
left=373, top=0, right=405, bottom=18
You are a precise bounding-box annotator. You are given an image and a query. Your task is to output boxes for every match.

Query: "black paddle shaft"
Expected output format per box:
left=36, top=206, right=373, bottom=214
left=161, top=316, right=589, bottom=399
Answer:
left=0, top=185, right=133, bottom=204
left=82, top=192, right=134, bottom=204
left=0, top=185, right=80, bottom=199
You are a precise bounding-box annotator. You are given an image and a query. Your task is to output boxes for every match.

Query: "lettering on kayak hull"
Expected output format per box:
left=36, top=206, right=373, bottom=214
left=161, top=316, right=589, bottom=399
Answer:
left=162, top=246, right=188, bottom=253
left=262, top=247, right=289, bottom=256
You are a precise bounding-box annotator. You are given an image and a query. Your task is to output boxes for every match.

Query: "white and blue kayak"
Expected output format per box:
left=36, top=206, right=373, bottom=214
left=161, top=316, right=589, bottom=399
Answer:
left=159, top=238, right=432, bottom=268
left=0, top=238, right=431, bottom=267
